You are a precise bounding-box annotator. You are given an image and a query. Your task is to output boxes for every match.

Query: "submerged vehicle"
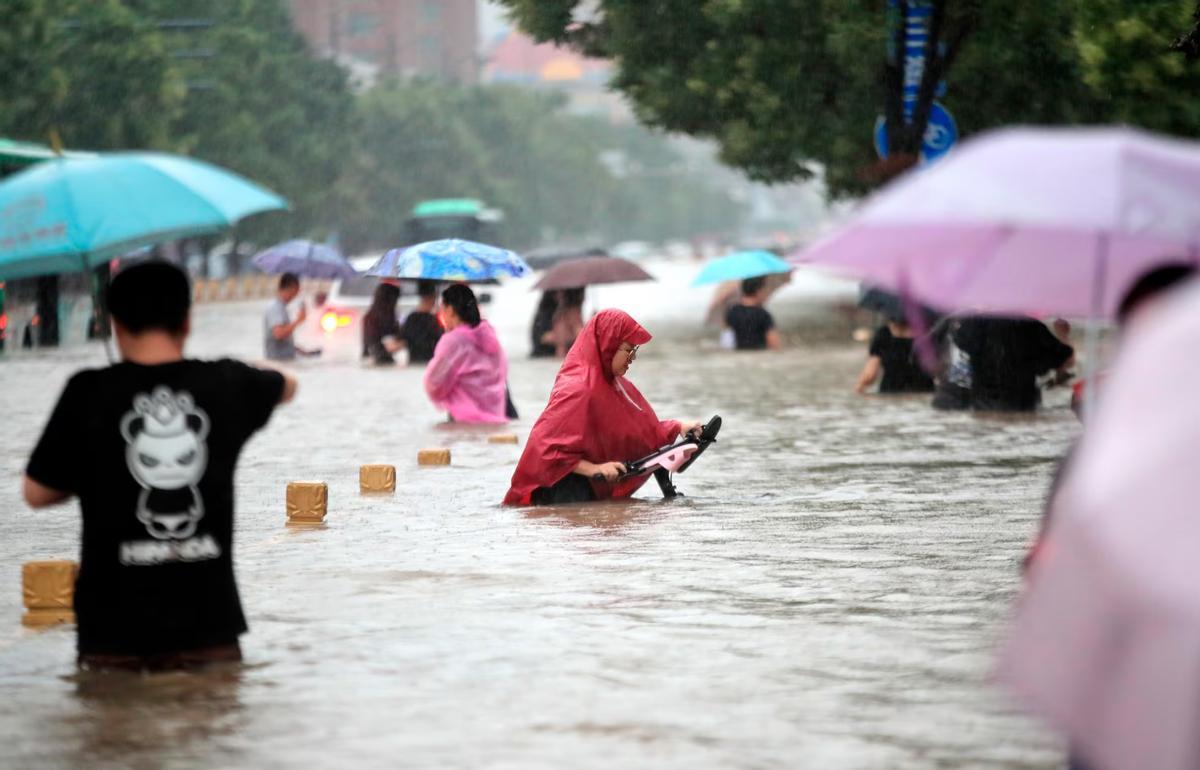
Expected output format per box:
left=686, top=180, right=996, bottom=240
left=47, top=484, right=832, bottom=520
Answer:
left=400, top=199, right=503, bottom=246
left=596, top=415, right=722, bottom=498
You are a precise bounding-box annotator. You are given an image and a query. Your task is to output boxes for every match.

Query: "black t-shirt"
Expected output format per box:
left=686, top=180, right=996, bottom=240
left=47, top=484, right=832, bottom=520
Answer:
left=726, top=304, right=775, bottom=350
left=869, top=325, right=935, bottom=393
left=401, top=311, right=443, bottom=365
left=954, top=317, right=1073, bottom=411
left=26, top=359, right=285, bottom=656
left=362, top=310, right=402, bottom=365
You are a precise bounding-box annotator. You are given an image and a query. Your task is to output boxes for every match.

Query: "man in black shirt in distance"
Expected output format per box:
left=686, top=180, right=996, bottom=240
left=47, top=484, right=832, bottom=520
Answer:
left=725, top=276, right=782, bottom=351
left=23, top=261, right=297, bottom=671
left=401, top=279, right=444, bottom=365
left=953, top=316, right=1073, bottom=411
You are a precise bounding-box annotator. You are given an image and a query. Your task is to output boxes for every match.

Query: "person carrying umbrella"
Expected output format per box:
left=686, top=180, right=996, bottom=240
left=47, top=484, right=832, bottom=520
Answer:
left=549, top=287, right=585, bottom=357
left=725, top=276, right=782, bottom=351
left=693, top=251, right=790, bottom=350
left=530, top=253, right=654, bottom=358
left=263, top=273, right=320, bottom=361
left=503, top=309, right=701, bottom=506
left=423, top=284, right=510, bottom=423
left=362, top=281, right=403, bottom=365
left=998, top=276, right=1200, bottom=770
left=530, top=291, right=559, bottom=358
left=400, top=279, right=444, bottom=365
left=22, top=261, right=297, bottom=670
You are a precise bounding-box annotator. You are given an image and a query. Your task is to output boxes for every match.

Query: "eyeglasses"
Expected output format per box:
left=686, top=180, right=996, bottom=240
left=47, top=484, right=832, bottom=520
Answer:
left=622, top=344, right=640, bottom=361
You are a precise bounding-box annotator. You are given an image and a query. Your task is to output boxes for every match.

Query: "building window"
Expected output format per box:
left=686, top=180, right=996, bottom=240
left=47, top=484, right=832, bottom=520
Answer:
left=346, top=11, right=380, bottom=38
left=422, top=37, right=442, bottom=67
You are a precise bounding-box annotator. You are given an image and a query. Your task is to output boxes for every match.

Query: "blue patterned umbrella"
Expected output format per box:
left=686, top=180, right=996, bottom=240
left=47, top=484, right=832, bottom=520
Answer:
left=251, top=239, right=356, bottom=280
left=366, top=238, right=529, bottom=282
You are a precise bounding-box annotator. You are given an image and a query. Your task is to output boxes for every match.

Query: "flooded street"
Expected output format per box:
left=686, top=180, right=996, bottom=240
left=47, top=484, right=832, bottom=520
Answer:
left=0, top=262, right=1075, bottom=768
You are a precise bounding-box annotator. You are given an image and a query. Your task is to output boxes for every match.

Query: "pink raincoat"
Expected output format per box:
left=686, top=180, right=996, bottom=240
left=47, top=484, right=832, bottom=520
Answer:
left=423, top=320, right=509, bottom=424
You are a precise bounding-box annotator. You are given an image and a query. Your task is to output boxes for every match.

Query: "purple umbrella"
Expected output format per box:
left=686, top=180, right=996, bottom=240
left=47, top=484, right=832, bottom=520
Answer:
left=251, top=239, right=356, bottom=280
left=533, top=255, right=654, bottom=291
left=998, top=279, right=1200, bottom=770
left=794, top=126, right=1200, bottom=320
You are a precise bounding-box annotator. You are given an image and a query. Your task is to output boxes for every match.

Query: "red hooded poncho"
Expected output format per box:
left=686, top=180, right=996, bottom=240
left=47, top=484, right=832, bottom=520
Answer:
left=503, top=309, right=681, bottom=505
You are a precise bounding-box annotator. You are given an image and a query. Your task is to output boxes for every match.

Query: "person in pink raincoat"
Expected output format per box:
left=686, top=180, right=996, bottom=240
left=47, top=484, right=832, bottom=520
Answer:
left=423, top=284, right=509, bottom=424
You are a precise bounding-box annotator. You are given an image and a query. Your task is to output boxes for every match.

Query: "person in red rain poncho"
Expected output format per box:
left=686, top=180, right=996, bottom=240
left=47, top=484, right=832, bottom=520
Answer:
left=503, top=309, right=701, bottom=505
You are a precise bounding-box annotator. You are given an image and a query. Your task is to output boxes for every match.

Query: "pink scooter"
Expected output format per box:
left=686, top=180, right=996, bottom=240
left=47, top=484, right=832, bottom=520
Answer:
left=595, top=415, right=722, bottom=498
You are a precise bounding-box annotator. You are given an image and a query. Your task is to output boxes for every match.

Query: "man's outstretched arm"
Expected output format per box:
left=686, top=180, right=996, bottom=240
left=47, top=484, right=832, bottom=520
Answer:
left=23, top=475, right=71, bottom=508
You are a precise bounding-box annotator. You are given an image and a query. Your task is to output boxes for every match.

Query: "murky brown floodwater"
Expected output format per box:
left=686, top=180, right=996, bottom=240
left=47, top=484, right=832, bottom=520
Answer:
left=0, top=261, right=1075, bottom=768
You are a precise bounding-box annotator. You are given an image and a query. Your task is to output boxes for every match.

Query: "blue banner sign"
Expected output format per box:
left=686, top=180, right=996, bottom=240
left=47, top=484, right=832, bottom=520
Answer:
left=902, top=1, right=933, bottom=123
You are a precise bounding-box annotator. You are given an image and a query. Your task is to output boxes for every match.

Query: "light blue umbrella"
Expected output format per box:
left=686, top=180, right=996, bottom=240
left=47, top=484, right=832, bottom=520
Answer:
left=366, top=238, right=530, bottom=283
left=692, top=250, right=793, bottom=286
left=0, top=152, right=287, bottom=280
left=251, top=239, right=356, bottom=280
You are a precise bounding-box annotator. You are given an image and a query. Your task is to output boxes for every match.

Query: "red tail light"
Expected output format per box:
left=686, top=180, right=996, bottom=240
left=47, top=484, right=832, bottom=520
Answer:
left=320, top=310, right=353, bottom=333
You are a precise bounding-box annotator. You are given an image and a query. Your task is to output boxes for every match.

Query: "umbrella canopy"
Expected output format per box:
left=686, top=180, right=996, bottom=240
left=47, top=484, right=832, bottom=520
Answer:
left=0, top=152, right=287, bottom=280
left=857, top=286, right=941, bottom=324
left=366, top=238, right=529, bottom=283
left=534, top=255, right=654, bottom=291
left=251, top=239, right=356, bottom=280
left=795, top=126, right=1200, bottom=319
left=997, top=279, right=1200, bottom=770
left=692, top=250, right=792, bottom=286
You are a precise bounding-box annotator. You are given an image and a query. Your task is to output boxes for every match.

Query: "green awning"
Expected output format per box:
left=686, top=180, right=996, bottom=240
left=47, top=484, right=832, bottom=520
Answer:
left=411, top=198, right=484, bottom=218
left=0, top=138, right=96, bottom=166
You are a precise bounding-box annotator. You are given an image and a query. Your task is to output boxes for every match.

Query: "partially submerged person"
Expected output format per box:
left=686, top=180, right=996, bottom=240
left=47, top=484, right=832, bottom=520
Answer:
left=551, top=287, right=585, bottom=357
left=725, top=276, right=781, bottom=350
left=503, top=309, right=701, bottom=505
left=263, top=272, right=319, bottom=361
left=953, top=316, right=1074, bottom=411
left=362, top=282, right=403, bottom=365
left=530, top=291, right=558, bottom=358
left=930, top=315, right=973, bottom=410
left=401, top=279, right=443, bottom=365
left=22, top=261, right=296, bottom=671
left=854, top=315, right=935, bottom=394
left=423, top=283, right=509, bottom=423
left=1071, top=263, right=1198, bottom=419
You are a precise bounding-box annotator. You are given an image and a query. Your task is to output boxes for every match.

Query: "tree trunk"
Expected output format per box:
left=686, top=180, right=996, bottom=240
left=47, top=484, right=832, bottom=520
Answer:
left=870, top=0, right=973, bottom=184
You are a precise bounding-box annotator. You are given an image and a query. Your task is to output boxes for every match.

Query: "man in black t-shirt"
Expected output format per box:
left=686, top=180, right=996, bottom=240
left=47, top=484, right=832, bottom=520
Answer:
left=725, top=276, right=782, bottom=350
left=23, top=261, right=296, bottom=670
left=400, top=279, right=444, bottom=364
left=953, top=316, right=1073, bottom=411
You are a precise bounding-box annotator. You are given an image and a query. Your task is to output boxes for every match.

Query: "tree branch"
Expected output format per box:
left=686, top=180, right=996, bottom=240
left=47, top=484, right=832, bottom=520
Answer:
left=1171, top=2, right=1200, bottom=58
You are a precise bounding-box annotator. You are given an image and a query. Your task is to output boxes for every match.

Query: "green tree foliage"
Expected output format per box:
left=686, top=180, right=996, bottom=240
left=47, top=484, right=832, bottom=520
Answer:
left=1074, top=1, right=1200, bottom=135
left=0, top=0, right=183, bottom=150
left=0, top=0, right=742, bottom=258
left=499, top=1, right=1200, bottom=193
left=1171, top=1, right=1200, bottom=57
left=338, top=80, right=742, bottom=252
left=126, top=0, right=356, bottom=243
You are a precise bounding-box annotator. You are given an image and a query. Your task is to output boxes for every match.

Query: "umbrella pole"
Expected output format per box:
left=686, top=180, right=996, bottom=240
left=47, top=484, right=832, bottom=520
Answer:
left=1082, top=234, right=1109, bottom=421
left=81, top=253, right=115, bottom=364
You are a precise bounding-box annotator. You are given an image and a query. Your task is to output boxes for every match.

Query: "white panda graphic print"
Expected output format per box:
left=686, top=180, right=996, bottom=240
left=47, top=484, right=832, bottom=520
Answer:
left=119, top=386, right=210, bottom=542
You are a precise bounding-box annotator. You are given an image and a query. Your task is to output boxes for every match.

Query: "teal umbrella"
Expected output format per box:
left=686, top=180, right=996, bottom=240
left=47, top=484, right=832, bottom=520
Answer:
left=692, top=250, right=793, bottom=286
left=0, top=152, right=287, bottom=280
